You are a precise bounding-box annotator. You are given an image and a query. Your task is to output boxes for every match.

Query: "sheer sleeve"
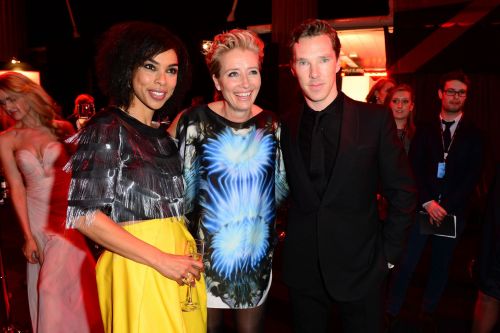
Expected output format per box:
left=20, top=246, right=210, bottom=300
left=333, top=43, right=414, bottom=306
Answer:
left=274, top=123, right=289, bottom=206
left=176, top=111, right=201, bottom=214
left=65, top=116, right=121, bottom=228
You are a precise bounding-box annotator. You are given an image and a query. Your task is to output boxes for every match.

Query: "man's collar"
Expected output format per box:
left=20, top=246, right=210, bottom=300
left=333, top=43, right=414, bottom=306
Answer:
left=304, top=92, right=344, bottom=113
left=440, top=111, right=463, bottom=123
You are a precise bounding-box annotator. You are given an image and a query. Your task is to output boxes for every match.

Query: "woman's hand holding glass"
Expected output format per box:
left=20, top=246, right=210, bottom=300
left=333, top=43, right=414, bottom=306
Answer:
left=181, top=239, right=204, bottom=312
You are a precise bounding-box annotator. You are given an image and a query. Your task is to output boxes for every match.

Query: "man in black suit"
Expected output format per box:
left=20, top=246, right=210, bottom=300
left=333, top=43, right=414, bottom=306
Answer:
left=280, top=19, right=417, bottom=333
left=386, top=71, right=484, bottom=324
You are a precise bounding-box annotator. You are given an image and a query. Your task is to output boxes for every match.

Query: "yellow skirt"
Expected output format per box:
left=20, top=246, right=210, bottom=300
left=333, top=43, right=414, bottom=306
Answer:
left=96, top=218, right=207, bottom=333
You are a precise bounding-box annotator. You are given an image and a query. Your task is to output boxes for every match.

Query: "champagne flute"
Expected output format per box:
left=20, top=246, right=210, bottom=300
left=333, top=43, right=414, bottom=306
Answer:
left=181, top=239, right=204, bottom=312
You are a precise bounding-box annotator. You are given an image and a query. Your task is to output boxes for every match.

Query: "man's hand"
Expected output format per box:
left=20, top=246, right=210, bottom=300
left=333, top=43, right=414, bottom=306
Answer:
left=424, top=200, right=448, bottom=226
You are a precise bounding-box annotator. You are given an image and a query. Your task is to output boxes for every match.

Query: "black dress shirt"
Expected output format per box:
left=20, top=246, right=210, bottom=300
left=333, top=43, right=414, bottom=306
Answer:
left=299, top=93, right=344, bottom=196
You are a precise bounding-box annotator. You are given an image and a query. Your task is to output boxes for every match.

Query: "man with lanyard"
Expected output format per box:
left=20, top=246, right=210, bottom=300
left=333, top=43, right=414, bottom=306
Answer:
left=386, top=70, right=484, bottom=328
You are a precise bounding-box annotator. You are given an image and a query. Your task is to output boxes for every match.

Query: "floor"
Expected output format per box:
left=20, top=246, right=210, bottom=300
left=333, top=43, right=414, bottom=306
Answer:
left=1, top=200, right=498, bottom=333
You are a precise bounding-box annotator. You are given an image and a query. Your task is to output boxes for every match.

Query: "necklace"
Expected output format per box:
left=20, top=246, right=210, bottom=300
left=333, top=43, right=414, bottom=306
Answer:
left=398, top=125, right=407, bottom=142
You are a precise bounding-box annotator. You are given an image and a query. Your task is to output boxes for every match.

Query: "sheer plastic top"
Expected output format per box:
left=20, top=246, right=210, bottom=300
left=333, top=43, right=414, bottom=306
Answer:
left=65, top=107, right=184, bottom=227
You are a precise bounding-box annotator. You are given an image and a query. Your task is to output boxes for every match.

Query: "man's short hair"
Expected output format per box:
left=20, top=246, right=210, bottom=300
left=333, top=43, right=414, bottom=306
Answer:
left=289, top=19, right=341, bottom=61
left=439, top=70, right=471, bottom=90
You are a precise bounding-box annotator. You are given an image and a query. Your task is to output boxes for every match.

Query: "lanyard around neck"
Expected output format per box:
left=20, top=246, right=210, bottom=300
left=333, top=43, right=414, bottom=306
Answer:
left=441, top=118, right=461, bottom=160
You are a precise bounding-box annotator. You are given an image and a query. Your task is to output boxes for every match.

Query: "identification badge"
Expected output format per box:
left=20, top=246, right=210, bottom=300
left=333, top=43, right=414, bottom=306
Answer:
left=437, top=162, right=446, bottom=179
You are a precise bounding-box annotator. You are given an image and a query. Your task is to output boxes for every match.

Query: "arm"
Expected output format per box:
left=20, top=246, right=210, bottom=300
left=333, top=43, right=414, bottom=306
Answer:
left=408, top=126, right=447, bottom=223
left=227, top=0, right=238, bottom=22
left=0, top=133, right=40, bottom=263
left=67, top=115, right=201, bottom=284
left=75, top=211, right=203, bottom=285
left=442, top=131, right=483, bottom=212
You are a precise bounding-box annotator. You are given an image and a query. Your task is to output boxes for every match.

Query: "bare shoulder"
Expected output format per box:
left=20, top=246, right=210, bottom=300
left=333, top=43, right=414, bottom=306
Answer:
left=0, top=128, right=18, bottom=162
left=251, top=104, right=264, bottom=117
left=0, top=127, right=18, bottom=146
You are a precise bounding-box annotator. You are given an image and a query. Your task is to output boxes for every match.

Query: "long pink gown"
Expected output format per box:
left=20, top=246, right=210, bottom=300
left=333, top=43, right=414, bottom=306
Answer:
left=15, top=141, right=103, bottom=333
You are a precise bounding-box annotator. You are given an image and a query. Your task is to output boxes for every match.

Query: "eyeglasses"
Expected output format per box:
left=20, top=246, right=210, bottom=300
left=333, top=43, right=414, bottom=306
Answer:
left=444, top=89, right=467, bottom=97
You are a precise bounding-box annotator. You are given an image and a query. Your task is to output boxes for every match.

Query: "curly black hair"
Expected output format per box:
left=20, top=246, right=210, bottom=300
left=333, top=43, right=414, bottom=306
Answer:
left=95, top=21, right=191, bottom=120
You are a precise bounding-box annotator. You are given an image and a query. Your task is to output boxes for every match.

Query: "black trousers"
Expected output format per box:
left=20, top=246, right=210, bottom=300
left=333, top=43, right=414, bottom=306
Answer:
left=289, top=279, right=384, bottom=333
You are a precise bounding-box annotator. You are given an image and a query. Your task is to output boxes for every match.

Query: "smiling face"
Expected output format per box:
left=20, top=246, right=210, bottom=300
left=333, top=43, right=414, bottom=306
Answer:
left=129, top=49, right=178, bottom=114
left=389, top=90, right=414, bottom=122
left=212, top=48, right=261, bottom=116
left=291, top=34, right=341, bottom=111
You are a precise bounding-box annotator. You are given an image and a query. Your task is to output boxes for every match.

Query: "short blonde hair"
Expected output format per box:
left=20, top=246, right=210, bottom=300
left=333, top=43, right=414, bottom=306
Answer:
left=204, top=29, right=264, bottom=78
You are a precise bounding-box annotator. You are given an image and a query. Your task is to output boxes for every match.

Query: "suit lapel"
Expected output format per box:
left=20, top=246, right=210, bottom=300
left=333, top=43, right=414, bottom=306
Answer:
left=324, top=96, right=359, bottom=199
left=446, top=115, right=469, bottom=156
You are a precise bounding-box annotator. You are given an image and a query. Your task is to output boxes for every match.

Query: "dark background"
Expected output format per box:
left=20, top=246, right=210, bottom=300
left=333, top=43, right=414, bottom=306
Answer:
left=20, top=0, right=391, bottom=117
left=13, top=0, right=499, bottom=178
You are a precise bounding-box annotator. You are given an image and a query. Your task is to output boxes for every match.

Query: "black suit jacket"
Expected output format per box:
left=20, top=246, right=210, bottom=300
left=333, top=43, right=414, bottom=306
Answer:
left=409, top=115, right=483, bottom=226
left=281, top=94, right=416, bottom=302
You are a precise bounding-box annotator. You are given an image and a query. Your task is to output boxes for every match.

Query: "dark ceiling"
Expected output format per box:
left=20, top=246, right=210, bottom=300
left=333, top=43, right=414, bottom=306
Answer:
left=24, top=0, right=391, bottom=48
left=21, top=0, right=392, bottom=115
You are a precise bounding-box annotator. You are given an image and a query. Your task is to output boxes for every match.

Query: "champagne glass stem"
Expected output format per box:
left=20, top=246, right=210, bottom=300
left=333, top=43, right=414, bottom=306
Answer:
left=186, top=284, right=193, bottom=305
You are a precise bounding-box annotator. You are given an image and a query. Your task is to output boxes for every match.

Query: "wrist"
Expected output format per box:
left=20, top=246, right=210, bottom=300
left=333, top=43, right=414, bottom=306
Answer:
left=148, top=248, right=167, bottom=270
left=24, top=234, right=35, bottom=242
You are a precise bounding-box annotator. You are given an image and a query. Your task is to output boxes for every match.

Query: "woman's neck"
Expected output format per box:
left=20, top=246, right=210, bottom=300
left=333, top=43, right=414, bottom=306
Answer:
left=210, top=100, right=261, bottom=123
left=222, top=102, right=252, bottom=123
left=395, top=118, right=407, bottom=130
left=120, top=105, right=154, bottom=126
left=17, top=113, right=43, bottom=129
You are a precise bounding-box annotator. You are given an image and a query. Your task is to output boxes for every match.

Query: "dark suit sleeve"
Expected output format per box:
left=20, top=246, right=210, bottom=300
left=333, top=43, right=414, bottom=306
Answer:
left=442, top=130, right=483, bottom=211
left=408, top=126, right=434, bottom=205
left=378, top=109, right=417, bottom=263
left=409, top=123, right=462, bottom=207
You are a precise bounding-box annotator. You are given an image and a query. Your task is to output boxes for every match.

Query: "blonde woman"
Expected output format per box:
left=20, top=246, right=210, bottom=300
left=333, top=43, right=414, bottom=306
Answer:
left=0, top=72, right=102, bottom=333
left=170, top=29, right=288, bottom=333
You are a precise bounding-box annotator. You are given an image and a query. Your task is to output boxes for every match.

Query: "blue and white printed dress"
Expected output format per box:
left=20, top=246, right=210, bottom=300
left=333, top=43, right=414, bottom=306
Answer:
left=176, top=104, right=288, bottom=309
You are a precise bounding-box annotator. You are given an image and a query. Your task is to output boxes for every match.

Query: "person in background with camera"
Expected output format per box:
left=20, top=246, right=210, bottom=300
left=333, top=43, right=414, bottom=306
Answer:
left=68, top=93, right=96, bottom=130
left=0, top=71, right=103, bottom=332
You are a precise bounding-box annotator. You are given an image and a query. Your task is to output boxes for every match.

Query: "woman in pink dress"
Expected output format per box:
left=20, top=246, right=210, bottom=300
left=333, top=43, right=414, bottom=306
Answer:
left=0, top=72, right=103, bottom=333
